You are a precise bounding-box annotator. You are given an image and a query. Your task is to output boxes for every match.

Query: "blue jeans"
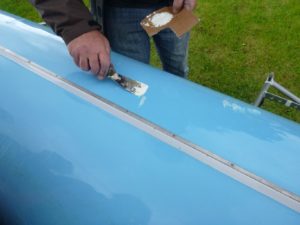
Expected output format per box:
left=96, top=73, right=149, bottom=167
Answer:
left=103, top=4, right=190, bottom=78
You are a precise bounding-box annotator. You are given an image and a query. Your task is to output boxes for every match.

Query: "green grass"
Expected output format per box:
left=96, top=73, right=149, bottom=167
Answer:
left=1, top=0, right=299, bottom=123
left=0, top=0, right=41, bottom=21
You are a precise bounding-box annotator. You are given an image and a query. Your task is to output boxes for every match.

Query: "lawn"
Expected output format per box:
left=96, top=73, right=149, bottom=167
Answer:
left=0, top=0, right=299, bottom=123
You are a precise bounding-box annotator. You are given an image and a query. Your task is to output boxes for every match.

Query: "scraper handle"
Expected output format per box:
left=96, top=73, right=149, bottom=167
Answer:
left=106, top=64, right=122, bottom=82
left=107, top=64, right=117, bottom=77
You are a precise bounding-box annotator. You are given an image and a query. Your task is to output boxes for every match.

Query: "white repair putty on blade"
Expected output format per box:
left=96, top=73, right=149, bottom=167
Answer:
left=107, top=65, right=148, bottom=96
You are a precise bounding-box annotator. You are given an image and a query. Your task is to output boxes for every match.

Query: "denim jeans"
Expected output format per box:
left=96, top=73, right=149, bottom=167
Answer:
left=103, top=4, right=190, bottom=78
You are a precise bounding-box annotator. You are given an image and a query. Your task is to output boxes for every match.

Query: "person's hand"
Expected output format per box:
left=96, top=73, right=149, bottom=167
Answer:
left=173, top=0, right=197, bottom=14
left=67, top=30, right=111, bottom=79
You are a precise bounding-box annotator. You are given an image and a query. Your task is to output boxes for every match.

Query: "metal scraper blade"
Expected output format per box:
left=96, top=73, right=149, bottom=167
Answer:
left=107, top=65, right=148, bottom=96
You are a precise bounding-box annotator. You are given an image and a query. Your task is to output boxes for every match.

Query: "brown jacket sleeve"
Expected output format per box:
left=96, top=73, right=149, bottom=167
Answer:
left=30, top=0, right=101, bottom=44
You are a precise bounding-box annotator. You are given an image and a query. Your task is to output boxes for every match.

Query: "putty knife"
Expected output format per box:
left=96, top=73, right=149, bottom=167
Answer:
left=107, top=65, right=148, bottom=96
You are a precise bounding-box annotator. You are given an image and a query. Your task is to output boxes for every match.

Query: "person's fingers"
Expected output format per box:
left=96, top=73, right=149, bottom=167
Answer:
left=173, top=0, right=184, bottom=13
left=98, top=52, right=110, bottom=78
left=97, top=74, right=105, bottom=80
left=67, top=31, right=111, bottom=77
left=72, top=52, right=80, bottom=67
left=89, top=54, right=100, bottom=75
left=185, top=0, right=196, bottom=11
left=79, top=57, right=90, bottom=71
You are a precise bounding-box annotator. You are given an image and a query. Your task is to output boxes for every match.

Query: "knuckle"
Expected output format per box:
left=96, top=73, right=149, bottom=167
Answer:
left=91, top=66, right=99, bottom=74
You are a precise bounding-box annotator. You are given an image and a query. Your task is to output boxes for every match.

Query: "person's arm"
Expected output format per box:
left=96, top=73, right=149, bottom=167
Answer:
left=172, top=0, right=197, bottom=13
left=30, top=0, right=110, bottom=78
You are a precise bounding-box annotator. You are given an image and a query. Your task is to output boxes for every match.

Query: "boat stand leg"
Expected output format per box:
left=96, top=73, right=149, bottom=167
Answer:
left=254, top=73, right=300, bottom=110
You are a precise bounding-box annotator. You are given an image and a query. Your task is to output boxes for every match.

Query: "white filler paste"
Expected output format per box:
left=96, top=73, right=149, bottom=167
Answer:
left=150, top=12, right=174, bottom=27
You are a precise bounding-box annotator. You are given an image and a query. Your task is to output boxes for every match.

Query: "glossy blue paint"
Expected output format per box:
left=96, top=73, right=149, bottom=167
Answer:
left=1, top=11, right=299, bottom=195
left=0, top=10, right=300, bottom=224
left=1, top=48, right=300, bottom=225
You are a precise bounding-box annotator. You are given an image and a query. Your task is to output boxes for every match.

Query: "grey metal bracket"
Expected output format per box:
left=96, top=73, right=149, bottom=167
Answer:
left=254, top=73, right=300, bottom=111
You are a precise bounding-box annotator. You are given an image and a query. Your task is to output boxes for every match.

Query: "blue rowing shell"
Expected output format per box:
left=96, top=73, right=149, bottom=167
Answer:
left=0, top=10, right=299, bottom=225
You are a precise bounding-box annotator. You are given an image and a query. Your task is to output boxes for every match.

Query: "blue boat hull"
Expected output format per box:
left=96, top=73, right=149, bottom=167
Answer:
left=0, top=11, right=299, bottom=224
